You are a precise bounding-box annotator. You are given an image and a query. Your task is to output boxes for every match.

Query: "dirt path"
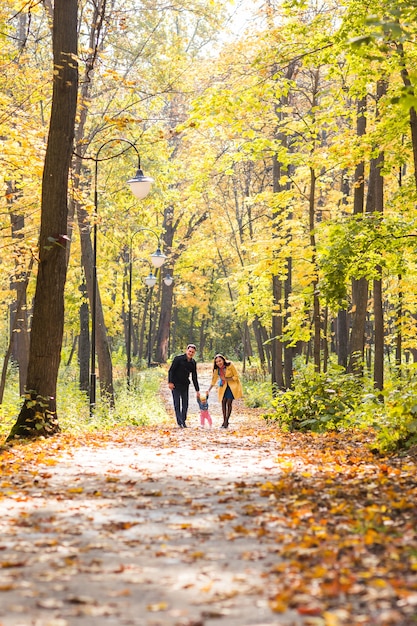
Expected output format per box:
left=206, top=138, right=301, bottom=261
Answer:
left=0, top=367, right=416, bottom=626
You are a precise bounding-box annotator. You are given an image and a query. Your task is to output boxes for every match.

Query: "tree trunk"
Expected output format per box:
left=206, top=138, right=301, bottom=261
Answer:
left=309, top=167, right=321, bottom=372
left=348, top=97, right=368, bottom=375
left=271, top=62, right=297, bottom=391
left=271, top=151, right=284, bottom=391
left=396, top=276, right=402, bottom=372
left=373, top=80, right=387, bottom=394
left=323, top=306, right=329, bottom=373
left=271, top=273, right=284, bottom=391
left=0, top=258, right=34, bottom=404
left=373, top=272, right=384, bottom=392
left=337, top=309, right=348, bottom=369
left=7, top=0, right=78, bottom=441
left=252, top=317, right=266, bottom=369
left=71, top=0, right=115, bottom=405
left=398, top=43, right=417, bottom=191
left=155, top=205, right=208, bottom=361
left=284, top=256, right=293, bottom=388
left=78, top=281, right=90, bottom=393
left=8, top=195, right=30, bottom=395
left=155, top=278, right=174, bottom=363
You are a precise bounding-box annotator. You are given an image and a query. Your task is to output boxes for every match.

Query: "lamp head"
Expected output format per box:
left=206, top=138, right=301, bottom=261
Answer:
left=163, top=274, right=173, bottom=286
left=127, top=168, right=154, bottom=199
left=144, top=272, right=157, bottom=288
left=151, top=248, right=167, bottom=268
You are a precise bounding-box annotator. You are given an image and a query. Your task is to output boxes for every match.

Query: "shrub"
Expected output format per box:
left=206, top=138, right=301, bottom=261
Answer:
left=369, top=378, right=417, bottom=452
left=242, top=364, right=272, bottom=409
left=264, top=363, right=367, bottom=432
left=0, top=365, right=170, bottom=440
left=243, top=380, right=272, bottom=409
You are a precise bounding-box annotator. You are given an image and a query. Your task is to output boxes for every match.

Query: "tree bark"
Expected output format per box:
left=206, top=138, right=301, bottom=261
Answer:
left=337, top=309, right=348, bottom=369
left=7, top=0, right=78, bottom=440
left=373, top=80, right=387, bottom=394
left=348, top=97, right=368, bottom=375
left=271, top=151, right=284, bottom=391
left=155, top=206, right=175, bottom=363
left=8, top=187, right=30, bottom=394
left=309, top=167, right=321, bottom=372
left=71, top=0, right=115, bottom=405
left=78, top=281, right=90, bottom=393
left=397, top=42, right=417, bottom=191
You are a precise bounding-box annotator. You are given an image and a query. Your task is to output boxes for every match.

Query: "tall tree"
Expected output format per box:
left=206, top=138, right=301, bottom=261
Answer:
left=373, top=79, right=388, bottom=393
left=348, top=97, right=368, bottom=375
left=7, top=0, right=78, bottom=440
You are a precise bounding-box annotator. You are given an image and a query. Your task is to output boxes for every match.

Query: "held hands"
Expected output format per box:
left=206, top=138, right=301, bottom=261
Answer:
left=168, top=383, right=174, bottom=390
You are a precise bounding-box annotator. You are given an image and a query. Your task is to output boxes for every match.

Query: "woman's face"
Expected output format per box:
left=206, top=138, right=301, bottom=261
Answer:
left=215, top=356, right=225, bottom=367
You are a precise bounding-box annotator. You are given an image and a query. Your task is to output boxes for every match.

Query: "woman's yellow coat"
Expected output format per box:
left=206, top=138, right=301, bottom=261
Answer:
left=211, top=361, right=243, bottom=401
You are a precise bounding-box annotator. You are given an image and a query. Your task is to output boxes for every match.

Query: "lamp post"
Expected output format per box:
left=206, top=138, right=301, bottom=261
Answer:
left=90, top=138, right=153, bottom=416
left=127, top=231, right=166, bottom=387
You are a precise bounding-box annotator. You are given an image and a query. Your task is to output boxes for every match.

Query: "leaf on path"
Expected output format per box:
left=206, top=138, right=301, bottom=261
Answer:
left=146, top=601, right=168, bottom=611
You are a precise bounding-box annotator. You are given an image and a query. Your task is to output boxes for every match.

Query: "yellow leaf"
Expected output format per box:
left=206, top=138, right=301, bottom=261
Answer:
left=146, top=602, right=168, bottom=612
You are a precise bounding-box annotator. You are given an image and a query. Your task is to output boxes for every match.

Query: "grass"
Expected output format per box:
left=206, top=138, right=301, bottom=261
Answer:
left=0, top=364, right=171, bottom=441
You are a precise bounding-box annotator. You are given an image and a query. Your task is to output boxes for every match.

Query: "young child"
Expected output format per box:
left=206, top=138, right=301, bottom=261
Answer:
left=197, top=393, right=212, bottom=428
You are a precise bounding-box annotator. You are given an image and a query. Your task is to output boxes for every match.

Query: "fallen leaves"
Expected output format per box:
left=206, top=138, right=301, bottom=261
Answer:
left=0, top=418, right=416, bottom=625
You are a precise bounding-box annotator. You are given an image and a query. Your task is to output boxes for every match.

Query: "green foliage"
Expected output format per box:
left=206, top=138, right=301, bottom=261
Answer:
left=244, top=381, right=272, bottom=409
left=263, top=358, right=417, bottom=453
left=58, top=367, right=170, bottom=433
left=364, top=374, right=417, bottom=453
left=0, top=366, right=170, bottom=441
left=318, top=214, right=412, bottom=310
left=0, top=375, right=22, bottom=439
left=264, top=363, right=368, bottom=432
left=242, top=364, right=273, bottom=409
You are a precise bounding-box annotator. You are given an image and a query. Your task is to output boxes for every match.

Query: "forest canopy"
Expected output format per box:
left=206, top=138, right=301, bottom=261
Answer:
left=2, top=0, right=417, bottom=446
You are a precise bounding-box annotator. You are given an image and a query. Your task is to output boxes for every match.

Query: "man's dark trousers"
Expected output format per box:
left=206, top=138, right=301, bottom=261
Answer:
left=172, top=386, right=189, bottom=426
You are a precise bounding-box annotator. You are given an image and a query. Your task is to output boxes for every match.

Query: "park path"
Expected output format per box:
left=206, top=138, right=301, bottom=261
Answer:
left=0, top=365, right=416, bottom=626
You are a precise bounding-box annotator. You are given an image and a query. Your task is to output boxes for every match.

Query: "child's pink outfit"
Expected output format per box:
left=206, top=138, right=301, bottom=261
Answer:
left=197, top=397, right=212, bottom=427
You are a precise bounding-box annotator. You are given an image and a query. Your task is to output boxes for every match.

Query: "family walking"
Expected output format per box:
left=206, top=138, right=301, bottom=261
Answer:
left=168, top=347, right=243, bottom=429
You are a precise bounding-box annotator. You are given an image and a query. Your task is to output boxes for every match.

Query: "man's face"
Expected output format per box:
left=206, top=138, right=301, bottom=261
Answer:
left=186, top=346, right=196, bottom=360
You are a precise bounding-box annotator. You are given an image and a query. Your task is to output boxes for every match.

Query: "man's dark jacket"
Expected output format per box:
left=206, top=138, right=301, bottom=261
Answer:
left=168, top=354, right=200, bottom=390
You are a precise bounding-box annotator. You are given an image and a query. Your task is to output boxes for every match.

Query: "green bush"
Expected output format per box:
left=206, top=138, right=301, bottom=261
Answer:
left=264, top=363, right=367, bottom=432
left=241, top=363, right=272, bottom=409
left=368, top=378, right=417, bottom=452
left=243, top=380, right=272, bottom=409
left=262, top=360, right=417, bottom=451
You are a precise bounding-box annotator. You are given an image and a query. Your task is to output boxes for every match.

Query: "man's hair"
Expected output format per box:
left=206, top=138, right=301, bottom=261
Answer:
left=187, top=344, right=196, bottom=350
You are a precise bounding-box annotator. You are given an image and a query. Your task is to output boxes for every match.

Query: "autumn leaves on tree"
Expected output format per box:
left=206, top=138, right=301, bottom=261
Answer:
left=2, top=0, right=417, bottom=436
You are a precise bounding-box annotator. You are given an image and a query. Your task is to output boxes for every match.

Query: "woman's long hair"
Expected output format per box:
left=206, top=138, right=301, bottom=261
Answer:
left=213, top=354, right=231, bottom=370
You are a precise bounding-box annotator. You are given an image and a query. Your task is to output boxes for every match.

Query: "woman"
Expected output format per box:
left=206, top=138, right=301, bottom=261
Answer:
left=207, top=354, right=243, bottom=428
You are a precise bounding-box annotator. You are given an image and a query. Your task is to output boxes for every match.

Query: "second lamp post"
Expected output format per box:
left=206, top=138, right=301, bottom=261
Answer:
left=127, top=229, right=166, bottom=386
left=90, top=138, right=154, bottom=416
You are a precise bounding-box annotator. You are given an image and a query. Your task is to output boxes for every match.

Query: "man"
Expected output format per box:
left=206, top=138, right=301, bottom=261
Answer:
left=168, top=344, right=200, bottom=428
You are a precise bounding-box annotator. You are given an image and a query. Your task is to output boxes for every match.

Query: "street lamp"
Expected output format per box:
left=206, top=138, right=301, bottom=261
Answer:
left=90, top=138, right=153, bottom=416
left=144, top=271, right=158, bottom=287
left=127, top=230, right=167, bottom=387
